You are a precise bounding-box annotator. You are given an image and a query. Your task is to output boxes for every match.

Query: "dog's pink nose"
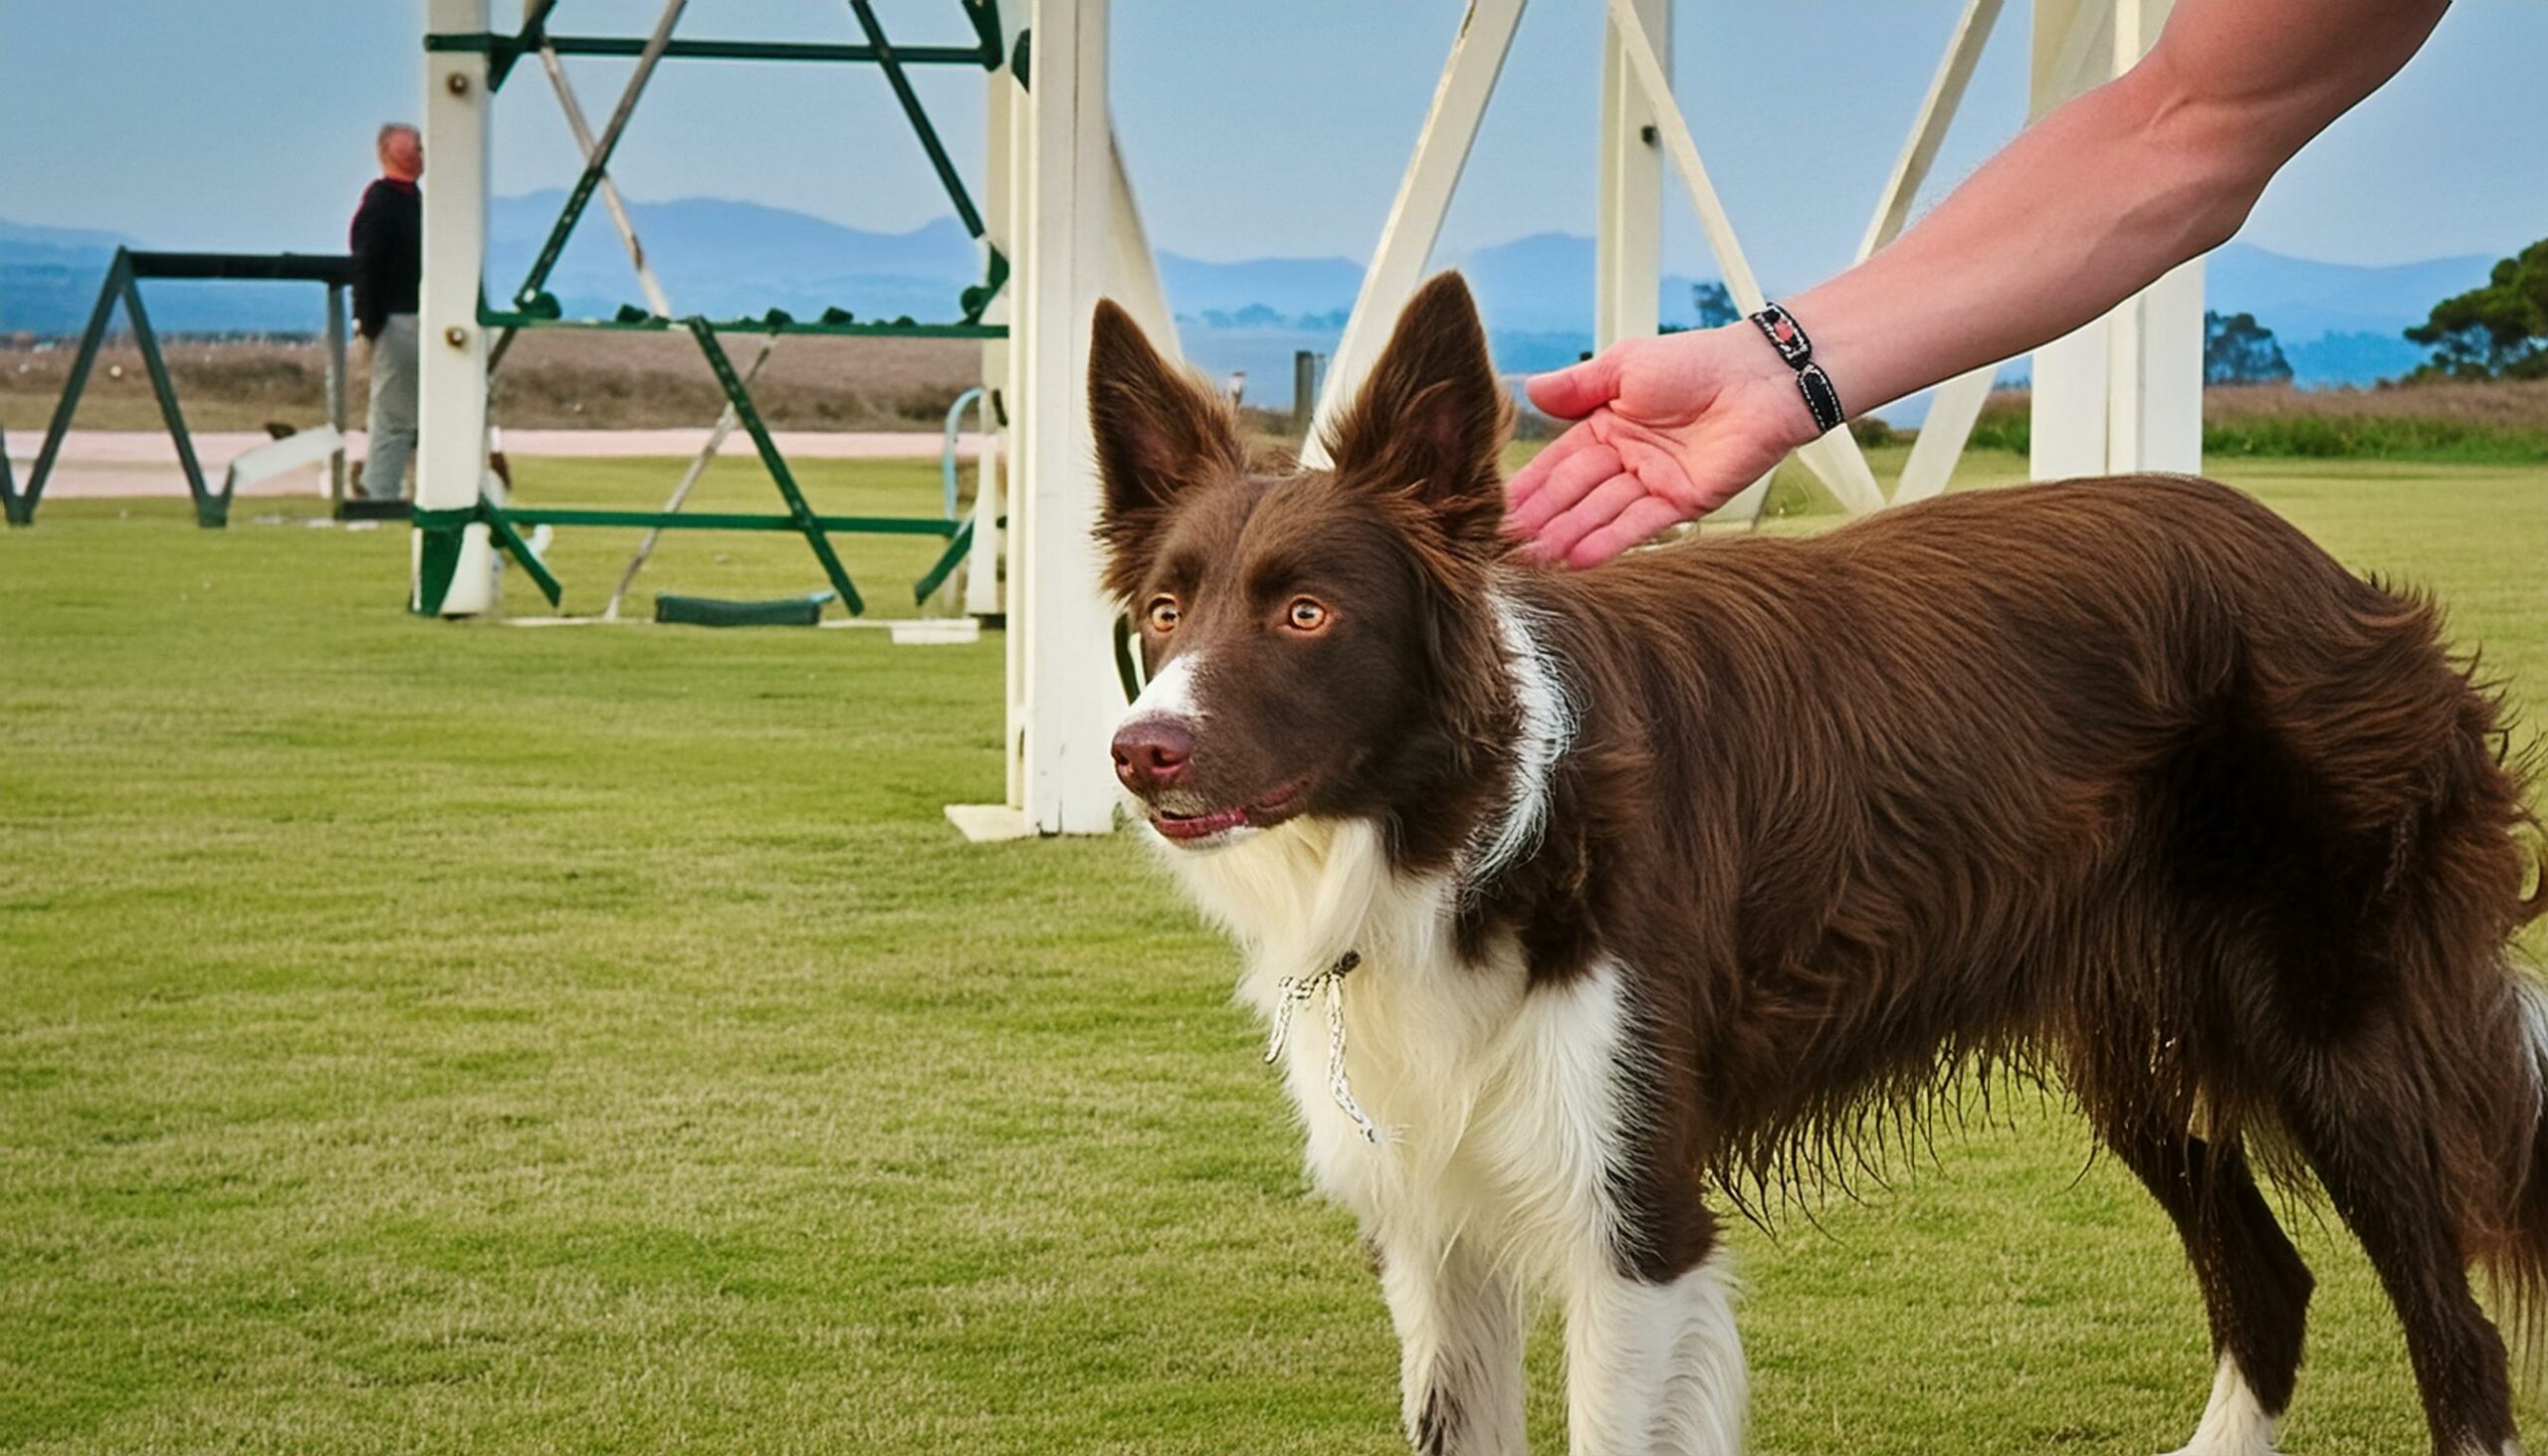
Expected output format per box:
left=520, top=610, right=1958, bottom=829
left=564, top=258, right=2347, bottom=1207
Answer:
left=1112, top=719, right=1192, bottom=794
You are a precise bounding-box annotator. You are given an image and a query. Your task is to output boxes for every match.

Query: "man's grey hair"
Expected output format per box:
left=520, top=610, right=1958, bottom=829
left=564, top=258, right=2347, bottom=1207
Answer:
left=377, top=122, right=420, bottom=150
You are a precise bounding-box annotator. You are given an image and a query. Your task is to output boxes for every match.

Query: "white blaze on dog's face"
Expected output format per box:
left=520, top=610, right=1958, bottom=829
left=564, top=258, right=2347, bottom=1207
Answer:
left=1090, top=275, right=1517, bottom=854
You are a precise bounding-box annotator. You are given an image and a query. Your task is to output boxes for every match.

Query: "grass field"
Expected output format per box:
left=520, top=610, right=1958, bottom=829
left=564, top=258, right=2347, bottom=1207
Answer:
left=2, top=453, right=2543, bottom=1454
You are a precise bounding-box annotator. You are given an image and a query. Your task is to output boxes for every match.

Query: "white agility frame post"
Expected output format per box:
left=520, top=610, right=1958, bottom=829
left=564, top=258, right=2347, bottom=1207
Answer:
left=1604, top=0, right=1886, bottom=518
left=414, top=0, right=497, bottom=616
left=1301, top=0, right=1526, bottom=471
left=2023, top=0, right=2200, bottom=483
left=952, top=1, right=1185, bottom=838
left=1594, top=0, right=1667, bottom=351
left=1886, top=0, right=2211, bottom=503
left=965, top=48, right=1016, bottom=625
left=1879, top=0, right=2009, bottom=505
left=2104, top=0, right=2203, bottom=475
left=948, top=0, right=1121, bottom=840
left=2026, top=0, right=2118, bottom=481
left=1000, top=51, right=1033, bottom=817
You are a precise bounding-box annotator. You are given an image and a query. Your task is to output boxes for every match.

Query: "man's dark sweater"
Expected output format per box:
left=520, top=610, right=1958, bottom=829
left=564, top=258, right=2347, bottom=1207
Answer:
left=348, top=177, right=421, bottom=339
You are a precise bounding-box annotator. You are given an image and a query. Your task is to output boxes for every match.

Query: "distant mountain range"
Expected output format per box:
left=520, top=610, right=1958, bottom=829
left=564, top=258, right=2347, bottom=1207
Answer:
left=1, top=197, right=2493, bottom=405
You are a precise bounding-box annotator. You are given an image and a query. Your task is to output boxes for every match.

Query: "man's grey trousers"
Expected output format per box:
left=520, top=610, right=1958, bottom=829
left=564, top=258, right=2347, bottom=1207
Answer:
left=361, top=313, right=420, bottom=501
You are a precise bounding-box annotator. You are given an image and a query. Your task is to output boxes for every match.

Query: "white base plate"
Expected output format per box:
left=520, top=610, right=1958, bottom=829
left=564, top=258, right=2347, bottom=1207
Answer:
left=890, top=619, right=982, bottom=646
left=945, top=803, right=1035, bottom=842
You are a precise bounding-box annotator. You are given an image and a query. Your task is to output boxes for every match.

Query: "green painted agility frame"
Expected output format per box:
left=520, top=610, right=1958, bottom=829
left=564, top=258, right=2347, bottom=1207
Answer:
left=3, top=249, right=354, bottom=528
left=412, top=0, right=1008, bottom=617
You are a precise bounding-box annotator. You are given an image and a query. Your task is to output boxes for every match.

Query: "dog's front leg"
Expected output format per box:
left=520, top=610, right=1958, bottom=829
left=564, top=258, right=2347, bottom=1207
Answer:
left=1374, top=1230, right=1527, bottom=1456
left=1562, top=1250, right=1745, bottom=1456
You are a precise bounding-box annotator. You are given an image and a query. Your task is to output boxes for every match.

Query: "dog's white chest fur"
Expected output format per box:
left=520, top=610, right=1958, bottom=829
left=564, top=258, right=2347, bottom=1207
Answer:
left=1165, top=817, right=1635, bottom=1284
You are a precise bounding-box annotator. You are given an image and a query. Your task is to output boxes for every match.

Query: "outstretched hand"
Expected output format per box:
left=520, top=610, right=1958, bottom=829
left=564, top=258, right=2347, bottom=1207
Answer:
left=1505, top=326, right=1814, bottom=568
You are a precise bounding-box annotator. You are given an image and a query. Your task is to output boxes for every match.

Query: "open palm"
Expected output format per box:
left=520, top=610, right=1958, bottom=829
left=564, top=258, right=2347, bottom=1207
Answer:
left=1505, top=327, right=1805, bottom=568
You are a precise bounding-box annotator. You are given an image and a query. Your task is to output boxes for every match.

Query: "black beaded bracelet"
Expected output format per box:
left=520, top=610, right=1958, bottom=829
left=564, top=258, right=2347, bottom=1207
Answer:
left=1747, top=302, right=1846, bottom=435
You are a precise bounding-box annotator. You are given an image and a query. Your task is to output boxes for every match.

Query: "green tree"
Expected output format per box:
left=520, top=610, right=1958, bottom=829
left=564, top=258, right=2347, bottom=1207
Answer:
left=2204, top=310, right=2292, bottom=384
left=1690, top=281, right=1740, bottom=329
left=2406, top=239, right=2548, bottom=381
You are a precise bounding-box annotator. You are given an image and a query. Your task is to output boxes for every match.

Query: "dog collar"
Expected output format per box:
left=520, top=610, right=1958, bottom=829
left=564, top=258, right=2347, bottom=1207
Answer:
left=1264, top=950, right=1380, bottom=1144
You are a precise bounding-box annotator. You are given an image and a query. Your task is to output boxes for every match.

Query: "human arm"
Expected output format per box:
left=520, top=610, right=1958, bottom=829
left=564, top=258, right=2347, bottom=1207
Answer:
left=1507, top=0, right=2451, bottom=567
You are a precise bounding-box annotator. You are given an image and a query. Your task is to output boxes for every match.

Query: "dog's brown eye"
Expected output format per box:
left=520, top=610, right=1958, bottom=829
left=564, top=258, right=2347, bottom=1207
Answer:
left=1146, top=597, right=1180, bottom=633
left=1286, top=598, right=1330, bottom=633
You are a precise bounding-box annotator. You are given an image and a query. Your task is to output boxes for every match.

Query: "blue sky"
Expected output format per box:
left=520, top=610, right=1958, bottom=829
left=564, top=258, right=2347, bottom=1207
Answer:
left=3, top=1, right=2541, bottom=290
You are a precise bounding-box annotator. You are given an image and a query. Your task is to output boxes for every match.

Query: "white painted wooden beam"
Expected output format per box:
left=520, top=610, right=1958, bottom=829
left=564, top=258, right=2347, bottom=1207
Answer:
left=416, top=0, right=497, bottom=615
left=2108, top=0, right=2202, bottom=477
left=999, top=63, right=1031, bottom=814
left=1594, top=0, right=1667, bottom=350
left=1891, top=364, right=1997, bottom=503
left=1300, top=0, right=1526, bottom=470
left=531, top=0, right=685, bottom=319
left=1106, top=134, right=1180, bottom=362
left=2028, top=0, right=2122, bottom=482
left=1606, top=0, right=1884, bottom=517
left=1857, top=0, right=2005, bottom=264
left=999, top=0, right=1120, bottom=836
left=1898, top=0, right=2114, bottom=502
left=972, top=52, right=1016, bottom=629
left=223, top=425, right=344, bottom=495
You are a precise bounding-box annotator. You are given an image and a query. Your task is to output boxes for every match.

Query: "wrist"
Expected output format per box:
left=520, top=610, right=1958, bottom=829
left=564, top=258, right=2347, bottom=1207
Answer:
left=1742, top=303, right=1848, bottom=442
left=1710, top=323, right=1822, bottom=452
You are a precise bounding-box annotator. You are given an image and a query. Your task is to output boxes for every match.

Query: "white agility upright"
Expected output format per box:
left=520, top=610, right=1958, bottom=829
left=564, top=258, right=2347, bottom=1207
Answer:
left=1299, top=0, right=2200, bottom=522
left=414, top=0, right=498, bottom=616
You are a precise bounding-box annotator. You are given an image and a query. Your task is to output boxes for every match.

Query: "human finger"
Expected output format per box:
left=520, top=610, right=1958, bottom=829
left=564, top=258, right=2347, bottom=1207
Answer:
left=1524, top=349, right=1625, bottom=420
left=1507, top=436, right=1623, bottom=535
left=1504, top=419, right=1598, bottom=515
left=1531, top=474, right=1648, bottom=566
left=1563, top=495, right=1689, bottom=568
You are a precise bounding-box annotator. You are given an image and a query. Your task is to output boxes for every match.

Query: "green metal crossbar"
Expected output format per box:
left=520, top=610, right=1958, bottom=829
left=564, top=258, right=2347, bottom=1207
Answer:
left=509, top=508, right=956, bottom=536
left=912, top=516, right=974, bottom=604
left=848, top=0, right=986, bottom=241
left=686, top=316, right=866, bottom=615
left=427, top=34, right=998, bottom=73
left=479, top=306, right=1005, bottom=340
left=490, top=0, right=559, bottom=90
left=412, top=499, right=564, bottom=611
left=9, top=249, right=356, bottom=528
left=489, top=0, right=684, bottom=373
left=480, top=500, right=567, bottom=607
left=451, top=0, right=1009, bottom=356
left=423, top=310, right=969, bottom=616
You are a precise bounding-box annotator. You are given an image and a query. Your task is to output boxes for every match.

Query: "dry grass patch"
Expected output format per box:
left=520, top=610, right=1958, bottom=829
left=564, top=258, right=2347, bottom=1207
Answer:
left=0, top=331, right=981, bottom=434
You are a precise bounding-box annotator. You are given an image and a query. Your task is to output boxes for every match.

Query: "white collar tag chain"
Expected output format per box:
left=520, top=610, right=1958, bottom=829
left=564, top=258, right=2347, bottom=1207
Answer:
left=1264, top=950, right=1380, bottom=1144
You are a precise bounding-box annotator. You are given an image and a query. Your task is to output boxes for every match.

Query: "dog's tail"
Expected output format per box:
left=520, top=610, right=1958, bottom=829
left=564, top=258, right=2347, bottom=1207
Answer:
left=2478, top=958, right=2548, bottom=1387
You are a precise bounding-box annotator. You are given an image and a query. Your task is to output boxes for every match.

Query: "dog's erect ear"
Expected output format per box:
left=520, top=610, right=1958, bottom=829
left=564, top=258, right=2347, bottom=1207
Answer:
left=1088, top=299, right=1245, bottom=595
left=1319, top=272, right=1509, bottom=554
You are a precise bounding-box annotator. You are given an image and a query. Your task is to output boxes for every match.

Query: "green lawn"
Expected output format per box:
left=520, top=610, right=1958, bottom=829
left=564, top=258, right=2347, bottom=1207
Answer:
left=1, top=453, right=2542, bottom=1454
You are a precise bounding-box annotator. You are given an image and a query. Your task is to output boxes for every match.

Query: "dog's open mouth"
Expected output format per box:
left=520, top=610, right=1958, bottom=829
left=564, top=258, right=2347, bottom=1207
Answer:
left=1151, top=777, right=1312, bottom=844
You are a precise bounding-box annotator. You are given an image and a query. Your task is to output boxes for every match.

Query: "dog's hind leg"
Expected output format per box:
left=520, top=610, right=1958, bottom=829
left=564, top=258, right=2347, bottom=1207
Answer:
left=2287, top=1075, right=2521, bottom=1456
left=2099, top=1110, right=2313, bottom=1456
left=1374, top=1232, right=1526, bottom=1456
left=1561, top=1246, right=1745, bottom=1456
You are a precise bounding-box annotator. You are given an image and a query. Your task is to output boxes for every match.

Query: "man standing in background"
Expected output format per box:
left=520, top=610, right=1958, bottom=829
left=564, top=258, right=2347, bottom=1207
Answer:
left=348, top=123, right=422, bottom=502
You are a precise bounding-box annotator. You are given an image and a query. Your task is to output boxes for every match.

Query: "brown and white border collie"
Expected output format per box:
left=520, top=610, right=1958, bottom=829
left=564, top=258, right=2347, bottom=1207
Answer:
left=1089, top=273, right=2548, bottom=1456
